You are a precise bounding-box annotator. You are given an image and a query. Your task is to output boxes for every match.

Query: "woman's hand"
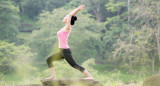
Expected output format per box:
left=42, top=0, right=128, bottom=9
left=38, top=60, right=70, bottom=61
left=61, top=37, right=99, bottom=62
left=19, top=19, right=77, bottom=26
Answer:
left=78, top=5, right=85, bottom=11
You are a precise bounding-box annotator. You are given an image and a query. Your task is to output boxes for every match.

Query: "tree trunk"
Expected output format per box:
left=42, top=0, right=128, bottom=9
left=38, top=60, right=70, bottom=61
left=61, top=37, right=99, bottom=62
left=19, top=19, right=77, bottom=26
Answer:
left=128, top=0, right=130, bottom=27
left=128, top=0, right=132, bottom=72
left=158, top=3, right=160, bottom=73
left=129, top=57, right=132, bottom=72
left=148, top=52, right=155, bottom=73
left=152, top=57, right=155, bottom=73
left=156, top=2, right=160, bottom=73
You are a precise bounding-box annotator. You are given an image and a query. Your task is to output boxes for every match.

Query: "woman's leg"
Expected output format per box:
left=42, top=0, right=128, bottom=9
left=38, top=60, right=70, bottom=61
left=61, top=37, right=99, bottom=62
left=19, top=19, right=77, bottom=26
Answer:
left=62, top=49, right=94, bottom=80
left=45, top=52, right=64, bottom=80
left=83, top=69, right=94, bottom=80
left=45, top=67, right=56, bottom=80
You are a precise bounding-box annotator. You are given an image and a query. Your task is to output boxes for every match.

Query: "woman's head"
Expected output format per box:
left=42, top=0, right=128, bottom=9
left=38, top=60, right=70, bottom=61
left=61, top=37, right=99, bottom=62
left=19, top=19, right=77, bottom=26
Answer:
left=70, top=16, right=77, bottom=25
left=63, top=16, right=77, bottom=25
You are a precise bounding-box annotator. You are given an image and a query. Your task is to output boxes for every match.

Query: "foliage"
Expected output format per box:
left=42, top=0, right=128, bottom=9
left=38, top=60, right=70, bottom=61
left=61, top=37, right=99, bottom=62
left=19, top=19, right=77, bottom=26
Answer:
left=0, top=0, right=20, bottom=42
left=0, top=41, right=17, bottom=73
left=21, top=0, right=71, bottom=19
left=0, top=41, right=36, bottom=77
left=0, top=0, right=160, bottom=85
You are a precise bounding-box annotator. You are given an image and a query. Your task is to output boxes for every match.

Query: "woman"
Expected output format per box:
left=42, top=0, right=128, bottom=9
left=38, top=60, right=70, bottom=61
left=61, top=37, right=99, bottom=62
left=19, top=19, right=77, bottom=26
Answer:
left=44, top=5, right=94, bottom=81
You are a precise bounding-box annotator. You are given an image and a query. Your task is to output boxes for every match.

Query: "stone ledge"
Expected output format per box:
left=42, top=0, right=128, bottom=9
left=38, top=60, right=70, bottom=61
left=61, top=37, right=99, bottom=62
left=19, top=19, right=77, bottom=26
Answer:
left=16, top=79, right=103, bottom=86
left=143, top=74, right=160, bottom=86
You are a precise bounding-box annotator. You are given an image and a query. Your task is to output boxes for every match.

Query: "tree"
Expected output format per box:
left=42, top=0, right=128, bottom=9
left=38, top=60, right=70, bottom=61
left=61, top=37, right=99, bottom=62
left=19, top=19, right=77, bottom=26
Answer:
left=21, top=0, right=71, bottom=19
left=83, top=0, right=107, bottom=22
left=0, top=0, right=20, bottom=42
left=112, top=0, right=160, bottom=73
left=0, top=41, right=34, bottom=74
left=101, top=0, right=128, bottom=66
left=130, top=0, right=160, bottom=73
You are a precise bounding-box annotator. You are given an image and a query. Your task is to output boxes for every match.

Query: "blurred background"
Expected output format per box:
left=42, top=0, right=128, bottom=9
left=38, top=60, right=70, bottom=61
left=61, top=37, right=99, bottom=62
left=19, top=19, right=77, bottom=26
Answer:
left=0, top=0, right=160, bottom=85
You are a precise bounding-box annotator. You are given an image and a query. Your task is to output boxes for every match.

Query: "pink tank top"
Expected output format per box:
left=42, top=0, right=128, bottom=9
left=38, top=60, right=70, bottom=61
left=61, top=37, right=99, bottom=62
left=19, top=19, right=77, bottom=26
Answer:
left=57, top=29, right=71, bottom=49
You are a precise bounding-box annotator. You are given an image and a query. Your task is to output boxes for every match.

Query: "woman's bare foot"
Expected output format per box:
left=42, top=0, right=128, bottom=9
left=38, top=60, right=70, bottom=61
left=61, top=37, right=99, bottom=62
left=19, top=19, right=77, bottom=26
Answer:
left=45, top=76, right=56, bottom=80
left=83, top=77, right=94, bottom=80
left=82, top=69, right=94, bottom=80
left=42, top=76, right=56, bottom=82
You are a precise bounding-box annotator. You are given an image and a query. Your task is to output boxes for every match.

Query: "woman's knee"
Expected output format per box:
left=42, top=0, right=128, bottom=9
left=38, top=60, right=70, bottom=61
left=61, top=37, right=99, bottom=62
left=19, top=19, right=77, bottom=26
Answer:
left=71, top=63, right=78, bottom=68
left=71, top=64, right=85, bottom=72
left=46, top=56, right=54, bottom=68
left=46, top=56, right=52, bottom=63
left=71, top=63, right=81, bottom=69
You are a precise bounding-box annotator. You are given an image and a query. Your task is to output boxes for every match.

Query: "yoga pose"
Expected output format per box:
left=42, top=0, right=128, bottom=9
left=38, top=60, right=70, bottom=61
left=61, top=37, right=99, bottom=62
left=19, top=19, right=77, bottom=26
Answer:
left=44, top=5, right=94, bottom=81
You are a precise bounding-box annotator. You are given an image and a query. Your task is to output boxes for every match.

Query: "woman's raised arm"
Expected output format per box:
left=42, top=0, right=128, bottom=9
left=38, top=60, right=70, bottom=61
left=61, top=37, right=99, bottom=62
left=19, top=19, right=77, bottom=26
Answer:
left=66, top=14, right=72, bottom=27
left=69, top=5, right=85, bottom=16
left=63, top=5, right=85, bottom=23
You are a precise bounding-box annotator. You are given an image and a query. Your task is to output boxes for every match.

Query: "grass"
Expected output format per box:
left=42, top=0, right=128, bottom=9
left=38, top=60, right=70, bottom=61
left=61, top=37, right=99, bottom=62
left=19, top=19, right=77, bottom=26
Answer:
left=17, top=32, right=32, bottom=40
left=1, top=58, right=152, bottom=86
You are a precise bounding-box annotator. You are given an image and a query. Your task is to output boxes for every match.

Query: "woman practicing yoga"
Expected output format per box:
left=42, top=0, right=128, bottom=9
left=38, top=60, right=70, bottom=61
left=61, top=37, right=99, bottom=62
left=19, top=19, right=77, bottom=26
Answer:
left=44, top=5, right=94, bottom=81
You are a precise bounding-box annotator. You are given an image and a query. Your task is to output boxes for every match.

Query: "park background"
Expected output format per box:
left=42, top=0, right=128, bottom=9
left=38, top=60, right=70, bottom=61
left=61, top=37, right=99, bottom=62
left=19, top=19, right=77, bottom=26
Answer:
left=0, top=0, right=160, bottom=86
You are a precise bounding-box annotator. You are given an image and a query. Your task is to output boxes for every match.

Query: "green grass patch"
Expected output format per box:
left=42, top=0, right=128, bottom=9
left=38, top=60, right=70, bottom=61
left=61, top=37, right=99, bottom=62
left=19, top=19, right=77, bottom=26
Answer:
left=17, top=32, right=32, bottom=40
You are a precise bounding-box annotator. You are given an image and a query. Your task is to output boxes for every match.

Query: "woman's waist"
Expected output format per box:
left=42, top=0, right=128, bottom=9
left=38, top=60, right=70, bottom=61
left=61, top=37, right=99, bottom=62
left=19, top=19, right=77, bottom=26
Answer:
left=59, top=48, right=71, bottom=53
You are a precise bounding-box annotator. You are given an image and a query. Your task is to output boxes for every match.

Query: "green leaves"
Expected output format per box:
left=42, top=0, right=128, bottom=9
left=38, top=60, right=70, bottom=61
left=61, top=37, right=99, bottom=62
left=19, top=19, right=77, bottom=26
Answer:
left=0, top=0, right=20, bottom=42
left=105, top=0, right=126, bottom=13
left=0, top=41, right=34, bottom=74
left=21, top=0, right=71, bottom=19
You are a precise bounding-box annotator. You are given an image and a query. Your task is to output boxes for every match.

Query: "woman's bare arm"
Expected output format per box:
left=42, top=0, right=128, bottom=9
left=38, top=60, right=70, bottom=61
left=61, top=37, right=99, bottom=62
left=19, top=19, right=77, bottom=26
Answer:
left=63, top=8, right=79, bottom=22
left=63, top=5, right=85, bottom=23
left=69, top=8, right=80, bottom=16
left=69, top=5, right=85, bottom=16
left=66, top=14, right=72, bottom=27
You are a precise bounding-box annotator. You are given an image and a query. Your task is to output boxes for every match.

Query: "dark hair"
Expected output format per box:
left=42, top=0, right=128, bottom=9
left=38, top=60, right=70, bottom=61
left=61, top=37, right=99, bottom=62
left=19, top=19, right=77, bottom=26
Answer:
left=70, top=16, right=77, bottom=25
